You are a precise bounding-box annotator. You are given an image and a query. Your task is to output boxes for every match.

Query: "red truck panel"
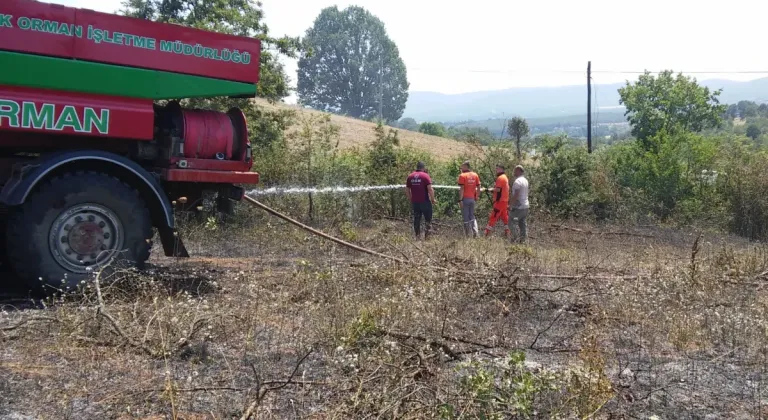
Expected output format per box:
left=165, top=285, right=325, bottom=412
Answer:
left=0, top=0, right=261, bottom=85
left=0, top=86, right=154, bottom=140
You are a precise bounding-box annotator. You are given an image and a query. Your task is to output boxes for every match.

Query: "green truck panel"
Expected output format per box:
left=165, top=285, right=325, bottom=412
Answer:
left=0, top=51, right=257, bottom=100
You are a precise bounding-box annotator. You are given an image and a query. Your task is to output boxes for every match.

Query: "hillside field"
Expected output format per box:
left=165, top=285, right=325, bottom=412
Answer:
left=254, top=99, right=474, bottom=161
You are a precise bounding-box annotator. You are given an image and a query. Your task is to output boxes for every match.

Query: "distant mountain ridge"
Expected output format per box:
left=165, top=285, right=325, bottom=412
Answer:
left=403, top=77, right=768, bottom=122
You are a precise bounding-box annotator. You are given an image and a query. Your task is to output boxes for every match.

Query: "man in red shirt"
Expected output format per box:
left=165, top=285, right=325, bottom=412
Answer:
left=405, top=161, right=437, bottom=239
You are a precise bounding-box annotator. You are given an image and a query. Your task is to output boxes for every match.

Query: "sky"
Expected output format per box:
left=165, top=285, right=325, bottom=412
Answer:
left=43, top=0, right=768, bottom=103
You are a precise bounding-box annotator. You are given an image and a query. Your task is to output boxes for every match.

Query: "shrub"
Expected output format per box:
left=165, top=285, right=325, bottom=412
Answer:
left=720, top=139, right=768, bottom=240
left=532, top=142, right=595, bottom=218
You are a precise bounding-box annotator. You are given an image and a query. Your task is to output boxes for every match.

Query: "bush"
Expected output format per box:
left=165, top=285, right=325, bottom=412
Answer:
left=418, top=122, right=447, bottom=137
left=606, top=131, right=718, bottom=220
left=720, top=140, right=768, bottom=240
left=532, top=141, right=595, bottom=218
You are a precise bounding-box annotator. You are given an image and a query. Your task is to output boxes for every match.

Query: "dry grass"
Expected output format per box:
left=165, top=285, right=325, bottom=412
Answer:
left=254, top=98, right=474, bottom=162
left=2, top=211, right=768, bottom=419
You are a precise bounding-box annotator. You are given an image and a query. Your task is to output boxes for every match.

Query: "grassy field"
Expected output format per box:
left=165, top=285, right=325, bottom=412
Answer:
left=2, top=204, right=768, bottom=419
left=254, top=99, right=474, bottom=162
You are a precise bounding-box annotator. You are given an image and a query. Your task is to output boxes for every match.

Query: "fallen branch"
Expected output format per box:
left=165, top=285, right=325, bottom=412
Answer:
left=549, top=224, right=654, bottom=239
left=530, top=274, right=638, bottom=281
left=0, top=315, right=59, bottom=332
left=440, top=333, right=497, bottom=349
left=140, top=381, right=326, bottom=394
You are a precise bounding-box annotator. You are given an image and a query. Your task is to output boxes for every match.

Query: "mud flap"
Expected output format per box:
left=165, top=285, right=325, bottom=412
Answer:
left=159, top=227, right=189, bottom=258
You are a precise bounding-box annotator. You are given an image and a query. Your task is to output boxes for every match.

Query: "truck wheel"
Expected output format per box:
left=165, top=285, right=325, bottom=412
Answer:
left=5, top=172, right=153, bottom=291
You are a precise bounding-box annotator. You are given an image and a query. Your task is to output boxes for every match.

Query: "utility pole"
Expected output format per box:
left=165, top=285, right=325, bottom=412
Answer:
left=587, top=61, right=592, bottom=153
left=378, top=59, right=383, bottom=122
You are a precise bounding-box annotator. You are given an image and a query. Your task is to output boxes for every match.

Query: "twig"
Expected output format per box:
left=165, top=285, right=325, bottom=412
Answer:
left=93, top=266, right=157, bottom=357
left=529, top=310, right=564, bottom=349
left=240, top=348, right=315, bottom=420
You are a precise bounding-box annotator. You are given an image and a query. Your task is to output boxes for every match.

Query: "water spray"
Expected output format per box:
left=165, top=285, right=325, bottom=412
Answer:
left=246, top=184, right=465, bottom=197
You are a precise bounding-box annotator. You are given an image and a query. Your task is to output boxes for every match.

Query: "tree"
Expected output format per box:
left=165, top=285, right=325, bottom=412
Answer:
left=121, top=0, right=302, bottom=149
left=759, top=103, right=768, bottom=118
left=746, top=124, right=761, bottom=141
left=297, top=6, right=409, bottom=122
left=289, top=114, right=340, bottom=220
left=418, top=122, right=446, bottom=137
left=618, top=71, right=726, bottom=151
left=738, top=101, right=759, bottom=119
left=397, top=117, right=419, bottom=131
left=121, top=0, right=301, bottom=102
left=507, top=117, right=530, bottom=160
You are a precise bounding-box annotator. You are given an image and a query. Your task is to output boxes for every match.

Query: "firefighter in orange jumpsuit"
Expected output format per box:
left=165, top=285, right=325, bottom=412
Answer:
left=484, top=164, right=510, bottom=237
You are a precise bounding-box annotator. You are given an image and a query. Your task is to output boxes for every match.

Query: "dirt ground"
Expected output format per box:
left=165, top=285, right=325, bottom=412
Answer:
left=2, top=211, right=768, bottom=419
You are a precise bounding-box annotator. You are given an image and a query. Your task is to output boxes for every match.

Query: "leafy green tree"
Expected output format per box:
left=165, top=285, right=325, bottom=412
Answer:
left=297, top=6, right=409, bottom=122
left=121, top=0, right=302, bottom=149
left=446, top=126, right=496, bottom=145
left=418, top=122, right=446, bottom=137
left=121, top=0, right=300, bottom=102
left=746, top=124, right=761, bottom=141
left=759, top=103, right=768, bottom=118
left=397, top=117, right=419, bottom=131
left=618, top=71, right=726, bottom=151
left=508, top=117, right=530, bottom=160
left=738, top=101, right=759, bottom=119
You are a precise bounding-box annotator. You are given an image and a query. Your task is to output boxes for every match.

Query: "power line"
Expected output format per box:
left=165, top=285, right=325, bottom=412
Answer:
left=407, top=68, right=768, bottom=75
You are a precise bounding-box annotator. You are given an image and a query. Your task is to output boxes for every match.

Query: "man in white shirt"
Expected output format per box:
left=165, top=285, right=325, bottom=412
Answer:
left=508, top=165, right=530, bottom=243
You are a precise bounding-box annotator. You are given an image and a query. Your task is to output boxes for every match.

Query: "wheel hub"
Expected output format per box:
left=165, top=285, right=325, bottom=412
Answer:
left=49, top=204, right=123, bottom=273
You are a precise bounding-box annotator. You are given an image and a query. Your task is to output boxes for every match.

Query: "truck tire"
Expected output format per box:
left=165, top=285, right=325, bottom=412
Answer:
left=5, top=172, right=153, bottom=291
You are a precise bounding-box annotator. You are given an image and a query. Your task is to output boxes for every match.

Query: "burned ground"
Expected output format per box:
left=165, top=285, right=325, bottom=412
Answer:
left=2, top=211, right=768, bottom=419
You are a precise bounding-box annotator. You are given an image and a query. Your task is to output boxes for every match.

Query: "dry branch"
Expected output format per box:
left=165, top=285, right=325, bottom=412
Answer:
left=0, top=315, right=59, bottom=332
left=549, top=224, right=654, bottom=238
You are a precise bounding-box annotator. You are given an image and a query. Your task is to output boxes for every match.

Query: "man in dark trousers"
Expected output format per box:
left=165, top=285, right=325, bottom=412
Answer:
left=405, top=161, right=437, bottom=239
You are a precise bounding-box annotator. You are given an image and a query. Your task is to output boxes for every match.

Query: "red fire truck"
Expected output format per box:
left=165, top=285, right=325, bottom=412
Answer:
left=0, top=0, right=261, bottom=289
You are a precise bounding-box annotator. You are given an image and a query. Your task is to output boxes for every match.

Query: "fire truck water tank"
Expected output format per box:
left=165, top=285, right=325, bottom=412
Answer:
left=180, top=109, right=236, bottom=160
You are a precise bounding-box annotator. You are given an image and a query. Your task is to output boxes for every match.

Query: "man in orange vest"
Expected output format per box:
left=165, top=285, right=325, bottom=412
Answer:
left=457, top=160, right=481, bottom=237
left=484, top=164, right=510, bottom=238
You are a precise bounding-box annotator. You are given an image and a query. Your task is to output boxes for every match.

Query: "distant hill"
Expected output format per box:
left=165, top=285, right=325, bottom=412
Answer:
left=449, top=111, right=629, bottom=138
left=403, top=77, right=768, bottom=122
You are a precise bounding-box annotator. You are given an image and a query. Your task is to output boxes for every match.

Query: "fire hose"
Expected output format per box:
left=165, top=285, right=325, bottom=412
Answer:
left=244, top=195, right=408, bottom=264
